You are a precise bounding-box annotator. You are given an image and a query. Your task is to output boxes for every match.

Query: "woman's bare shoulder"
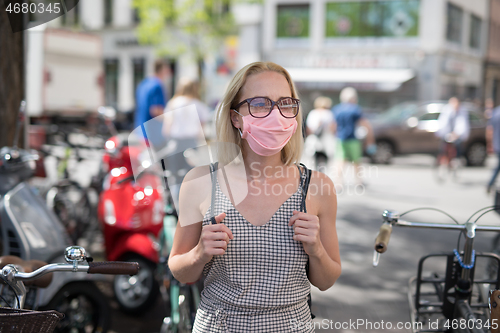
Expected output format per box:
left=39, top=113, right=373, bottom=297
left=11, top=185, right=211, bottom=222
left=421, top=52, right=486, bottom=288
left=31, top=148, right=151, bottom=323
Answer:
left=303, top=169, right=336, bottom=215
left=178, top=165, right=214, bottom=223
left=308, top=169, right=336, bottom=197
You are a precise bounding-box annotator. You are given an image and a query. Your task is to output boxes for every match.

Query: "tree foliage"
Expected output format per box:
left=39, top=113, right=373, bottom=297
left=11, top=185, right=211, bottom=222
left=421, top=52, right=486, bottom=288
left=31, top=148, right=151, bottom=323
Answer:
left=132, top=0, right=248, bottom=59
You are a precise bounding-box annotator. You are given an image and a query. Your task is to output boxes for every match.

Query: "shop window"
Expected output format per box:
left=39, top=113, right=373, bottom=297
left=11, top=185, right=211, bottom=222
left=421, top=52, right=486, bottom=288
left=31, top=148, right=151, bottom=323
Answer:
left=494, top=79, right=500, bottom=107
left=133, top=58, right=146, bottom=95
left=104, top=0, right=113, bottom=26
left=133, top=8, right=140, bottom=24
left=325, top=1, right=419, bottom=38
left=466, top=86, right=478, bottom=100
left=469, top=14, right=481, bottom=49
left=276, top=4, right=310, bottom=39
left=104, top=59, right=119, bottom=108
left=61, top=0, right=80, bottom=26
left=28, top=1, right=37, bottom=22
left=446, top=2, right=463, bottom=44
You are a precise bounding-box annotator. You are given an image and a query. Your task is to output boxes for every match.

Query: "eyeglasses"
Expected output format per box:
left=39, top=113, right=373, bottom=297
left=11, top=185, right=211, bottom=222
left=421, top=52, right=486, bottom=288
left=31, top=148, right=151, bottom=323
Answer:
left=233, top=96, right=300, bottom=118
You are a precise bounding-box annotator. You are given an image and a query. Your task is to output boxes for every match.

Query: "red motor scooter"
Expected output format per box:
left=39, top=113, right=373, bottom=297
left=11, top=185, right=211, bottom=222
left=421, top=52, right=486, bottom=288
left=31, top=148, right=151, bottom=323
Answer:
left=97, top=108, right=165, bottom=314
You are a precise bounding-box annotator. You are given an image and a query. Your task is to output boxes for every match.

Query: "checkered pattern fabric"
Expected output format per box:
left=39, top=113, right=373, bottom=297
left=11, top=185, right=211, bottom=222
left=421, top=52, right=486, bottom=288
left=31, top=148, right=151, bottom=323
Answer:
left=192, top=166, right=313, bottom=333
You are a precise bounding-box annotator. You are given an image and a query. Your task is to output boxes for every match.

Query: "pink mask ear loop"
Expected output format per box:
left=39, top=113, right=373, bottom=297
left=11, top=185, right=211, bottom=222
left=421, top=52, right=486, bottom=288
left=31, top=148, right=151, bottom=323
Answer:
left=232, top=109, right=244, bottom=137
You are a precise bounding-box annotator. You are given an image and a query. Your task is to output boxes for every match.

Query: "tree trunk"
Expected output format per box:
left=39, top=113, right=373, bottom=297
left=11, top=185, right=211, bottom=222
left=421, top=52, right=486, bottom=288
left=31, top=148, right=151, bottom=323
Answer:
left=0, top=10, right=24, bottom=147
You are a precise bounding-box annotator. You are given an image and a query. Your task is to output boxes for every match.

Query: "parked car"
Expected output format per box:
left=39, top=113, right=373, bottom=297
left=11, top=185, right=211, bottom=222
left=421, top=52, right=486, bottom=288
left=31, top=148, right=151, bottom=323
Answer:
left=368, top=101, right=487, bottom=166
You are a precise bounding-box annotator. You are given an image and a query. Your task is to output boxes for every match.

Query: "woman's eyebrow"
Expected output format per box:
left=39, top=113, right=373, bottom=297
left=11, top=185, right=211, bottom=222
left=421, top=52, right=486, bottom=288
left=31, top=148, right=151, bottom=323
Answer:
left=252, top=96, right=292, bottom=100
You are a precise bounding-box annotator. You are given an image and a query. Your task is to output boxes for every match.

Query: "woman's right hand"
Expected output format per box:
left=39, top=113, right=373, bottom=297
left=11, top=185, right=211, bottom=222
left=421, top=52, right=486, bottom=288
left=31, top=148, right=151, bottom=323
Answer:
left=196, top=213, right=233, bottom=264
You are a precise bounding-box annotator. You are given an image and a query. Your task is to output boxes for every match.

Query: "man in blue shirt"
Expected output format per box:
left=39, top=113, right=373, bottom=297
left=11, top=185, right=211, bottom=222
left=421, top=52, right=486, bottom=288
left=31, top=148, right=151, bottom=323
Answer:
left=487, top=104, right=500, bottom=193
left=135, top=59, right=170, bottom=148
left=331, top=87, right=375, bottom=185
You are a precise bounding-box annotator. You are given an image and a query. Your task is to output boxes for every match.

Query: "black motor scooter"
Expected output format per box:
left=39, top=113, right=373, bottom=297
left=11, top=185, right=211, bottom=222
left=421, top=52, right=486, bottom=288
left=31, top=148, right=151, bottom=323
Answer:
left=0, top=101, right=112, bottom=332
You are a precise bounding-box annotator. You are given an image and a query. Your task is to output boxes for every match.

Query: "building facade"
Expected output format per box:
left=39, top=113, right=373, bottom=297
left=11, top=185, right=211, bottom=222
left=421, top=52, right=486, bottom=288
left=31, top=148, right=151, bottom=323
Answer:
left=42, top=0, right=240, bottom=115
left=256, top=0, right=489, bottom=113
left=30, top=0, right=492, bottom=116
left=485, top=0, right=500, bottom=107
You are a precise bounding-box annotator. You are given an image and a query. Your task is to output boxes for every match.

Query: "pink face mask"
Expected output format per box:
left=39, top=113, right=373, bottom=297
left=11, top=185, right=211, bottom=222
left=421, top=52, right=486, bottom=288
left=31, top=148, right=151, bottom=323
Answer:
left=233, top=109, right=298, bottom=156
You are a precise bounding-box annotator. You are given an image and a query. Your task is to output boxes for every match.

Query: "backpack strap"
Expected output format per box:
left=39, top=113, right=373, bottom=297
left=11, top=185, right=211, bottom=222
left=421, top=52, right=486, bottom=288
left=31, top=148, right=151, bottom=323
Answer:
left=296, top=163, right=312, bottom=213
left=296, top=163, right=315, bottom=319
left=209, top=162, right=219, bottom=224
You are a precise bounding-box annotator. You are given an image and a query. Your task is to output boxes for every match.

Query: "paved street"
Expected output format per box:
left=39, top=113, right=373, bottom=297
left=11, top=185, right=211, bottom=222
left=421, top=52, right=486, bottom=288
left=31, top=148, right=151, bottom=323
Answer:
left=94, top=154, right=499, bottom=333
left=309, top=155, right=498, bottom=333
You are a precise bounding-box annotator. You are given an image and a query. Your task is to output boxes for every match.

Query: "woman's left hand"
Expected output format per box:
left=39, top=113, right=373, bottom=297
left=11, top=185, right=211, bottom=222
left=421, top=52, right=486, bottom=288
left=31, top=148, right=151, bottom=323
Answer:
left=289, top=210, right=323, bottom=257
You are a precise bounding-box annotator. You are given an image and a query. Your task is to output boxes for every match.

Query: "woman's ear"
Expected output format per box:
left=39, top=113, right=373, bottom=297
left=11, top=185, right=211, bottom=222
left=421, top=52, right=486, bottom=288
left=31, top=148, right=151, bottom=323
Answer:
left=230, top=109, right=241, bottom=129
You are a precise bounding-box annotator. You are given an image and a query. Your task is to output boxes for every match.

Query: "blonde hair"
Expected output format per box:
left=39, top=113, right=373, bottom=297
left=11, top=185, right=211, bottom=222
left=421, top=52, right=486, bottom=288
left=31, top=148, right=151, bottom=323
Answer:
left=174, top=78, right=200, bottom=99
left=340, top=87, right=358, bottom=104
left=314, top=96, right=332, bottom=109
left=215, top=62, right=303, bottom=165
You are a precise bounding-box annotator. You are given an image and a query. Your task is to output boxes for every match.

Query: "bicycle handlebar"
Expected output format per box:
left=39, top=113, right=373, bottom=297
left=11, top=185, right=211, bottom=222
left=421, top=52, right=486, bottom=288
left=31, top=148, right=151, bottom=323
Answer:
left=0, top=246, right=139, bottom=310
left=87, top=261, right=139, bottom=275
left=7, top=261, right=139, bottom=284
left=373, top=210, right=500, bottom=267
left=374, top=223, right=392, bottom=254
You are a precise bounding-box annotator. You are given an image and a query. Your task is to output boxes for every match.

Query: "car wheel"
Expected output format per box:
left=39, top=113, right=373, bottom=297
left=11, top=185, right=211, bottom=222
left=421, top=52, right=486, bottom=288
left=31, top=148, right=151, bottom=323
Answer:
left=113, top=255, right=159, bottom=314
left=465, top=142, right=486, bottom=167
left=370, top=141, right=394, bottom=164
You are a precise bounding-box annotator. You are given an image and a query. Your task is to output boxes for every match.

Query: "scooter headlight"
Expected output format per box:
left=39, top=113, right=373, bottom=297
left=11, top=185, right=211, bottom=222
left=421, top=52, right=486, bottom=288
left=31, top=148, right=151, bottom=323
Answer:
left=105, top=140, right=117, bottom=154
left=104, top=200, right=116, bottom=225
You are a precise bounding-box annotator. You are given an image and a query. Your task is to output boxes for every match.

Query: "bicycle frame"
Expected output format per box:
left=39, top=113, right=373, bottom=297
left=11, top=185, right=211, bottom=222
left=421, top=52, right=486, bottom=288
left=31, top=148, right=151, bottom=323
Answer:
left=374, top=210, right=500, bottom=333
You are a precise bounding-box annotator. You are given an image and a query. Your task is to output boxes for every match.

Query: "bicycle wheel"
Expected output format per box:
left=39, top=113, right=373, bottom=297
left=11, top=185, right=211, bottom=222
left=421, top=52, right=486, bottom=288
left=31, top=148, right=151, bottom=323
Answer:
left=46, top=180, right=92, bottom=243
left=177, top=285, right=196, bottom=333
left=41, top=282, right=111, bottom=333
left=162, top=282, right=199, bottom=333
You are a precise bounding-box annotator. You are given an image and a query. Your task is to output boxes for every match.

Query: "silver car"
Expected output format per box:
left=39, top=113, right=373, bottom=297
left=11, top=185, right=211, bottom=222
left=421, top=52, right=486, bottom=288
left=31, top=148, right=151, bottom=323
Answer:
left=369, top=101, right=487, bottom=166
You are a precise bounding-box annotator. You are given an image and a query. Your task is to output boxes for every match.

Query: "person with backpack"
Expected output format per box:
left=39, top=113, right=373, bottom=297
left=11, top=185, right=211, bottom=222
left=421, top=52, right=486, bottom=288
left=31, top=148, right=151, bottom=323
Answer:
left=167, top=62, right=341, bottom=332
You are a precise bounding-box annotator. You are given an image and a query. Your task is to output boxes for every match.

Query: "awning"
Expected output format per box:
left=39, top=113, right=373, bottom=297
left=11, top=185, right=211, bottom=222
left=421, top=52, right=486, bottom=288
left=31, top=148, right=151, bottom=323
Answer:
left=286, top=68, right=415, bottom=84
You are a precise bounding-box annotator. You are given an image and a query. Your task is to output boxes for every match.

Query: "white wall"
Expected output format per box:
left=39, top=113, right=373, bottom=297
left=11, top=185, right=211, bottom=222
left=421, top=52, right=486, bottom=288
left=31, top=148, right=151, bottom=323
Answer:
left=118, top=54, right=134, bottom=111
left=25, top=25, right=46, bottom=117
left=232, top=3, right=262, bottom=69
left=81, top=0, right=104, bottom=30
left=419, top=0, right=446, bottom=54
left=113, top=0, right=133, bottom=27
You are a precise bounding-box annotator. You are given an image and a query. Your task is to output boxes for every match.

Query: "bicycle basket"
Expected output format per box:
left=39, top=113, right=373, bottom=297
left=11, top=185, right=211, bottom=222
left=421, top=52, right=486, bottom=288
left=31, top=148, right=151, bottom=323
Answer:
left=0, top=307, right=64, bottom=333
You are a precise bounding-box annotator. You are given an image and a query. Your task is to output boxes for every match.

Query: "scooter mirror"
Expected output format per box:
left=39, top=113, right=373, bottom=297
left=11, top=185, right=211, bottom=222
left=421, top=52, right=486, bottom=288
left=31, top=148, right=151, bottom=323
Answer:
left=98, top=106, right=117, bottom=120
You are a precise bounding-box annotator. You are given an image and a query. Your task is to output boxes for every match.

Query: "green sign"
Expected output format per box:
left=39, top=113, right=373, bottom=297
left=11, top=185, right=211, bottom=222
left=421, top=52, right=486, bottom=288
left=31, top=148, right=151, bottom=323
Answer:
left=326, top=1, right=419, bottom=38
left=277, top=4, right=310, bottom=38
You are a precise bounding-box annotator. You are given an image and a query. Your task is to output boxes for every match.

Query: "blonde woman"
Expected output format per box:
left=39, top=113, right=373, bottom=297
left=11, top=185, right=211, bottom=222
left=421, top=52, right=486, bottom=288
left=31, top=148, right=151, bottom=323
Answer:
left=168, top=62, right=341, bottom=332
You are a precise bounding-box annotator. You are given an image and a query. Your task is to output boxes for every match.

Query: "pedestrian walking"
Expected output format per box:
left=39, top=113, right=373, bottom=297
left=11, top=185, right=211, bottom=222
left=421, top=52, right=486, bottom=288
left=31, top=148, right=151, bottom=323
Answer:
left=305, top=96, right=336, bottom=171
left=331, top=87, right=375, bottom=186
left=168, top=62, right=341, bottom=332
left=162, top=78, right=211, bottom=205
left=134, top=59, right=170, bottom=149
left=435, top=97, right=470, bottom=168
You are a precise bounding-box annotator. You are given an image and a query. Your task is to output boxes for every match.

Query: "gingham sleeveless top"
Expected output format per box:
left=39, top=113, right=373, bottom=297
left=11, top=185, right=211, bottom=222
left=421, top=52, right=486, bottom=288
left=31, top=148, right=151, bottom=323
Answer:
left=192, top=164, right=314, bottom=333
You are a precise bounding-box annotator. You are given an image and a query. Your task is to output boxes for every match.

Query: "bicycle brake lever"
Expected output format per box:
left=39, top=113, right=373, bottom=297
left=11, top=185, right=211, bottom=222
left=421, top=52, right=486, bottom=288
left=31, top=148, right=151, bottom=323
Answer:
left=373, top=250, right=380, bottom=267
